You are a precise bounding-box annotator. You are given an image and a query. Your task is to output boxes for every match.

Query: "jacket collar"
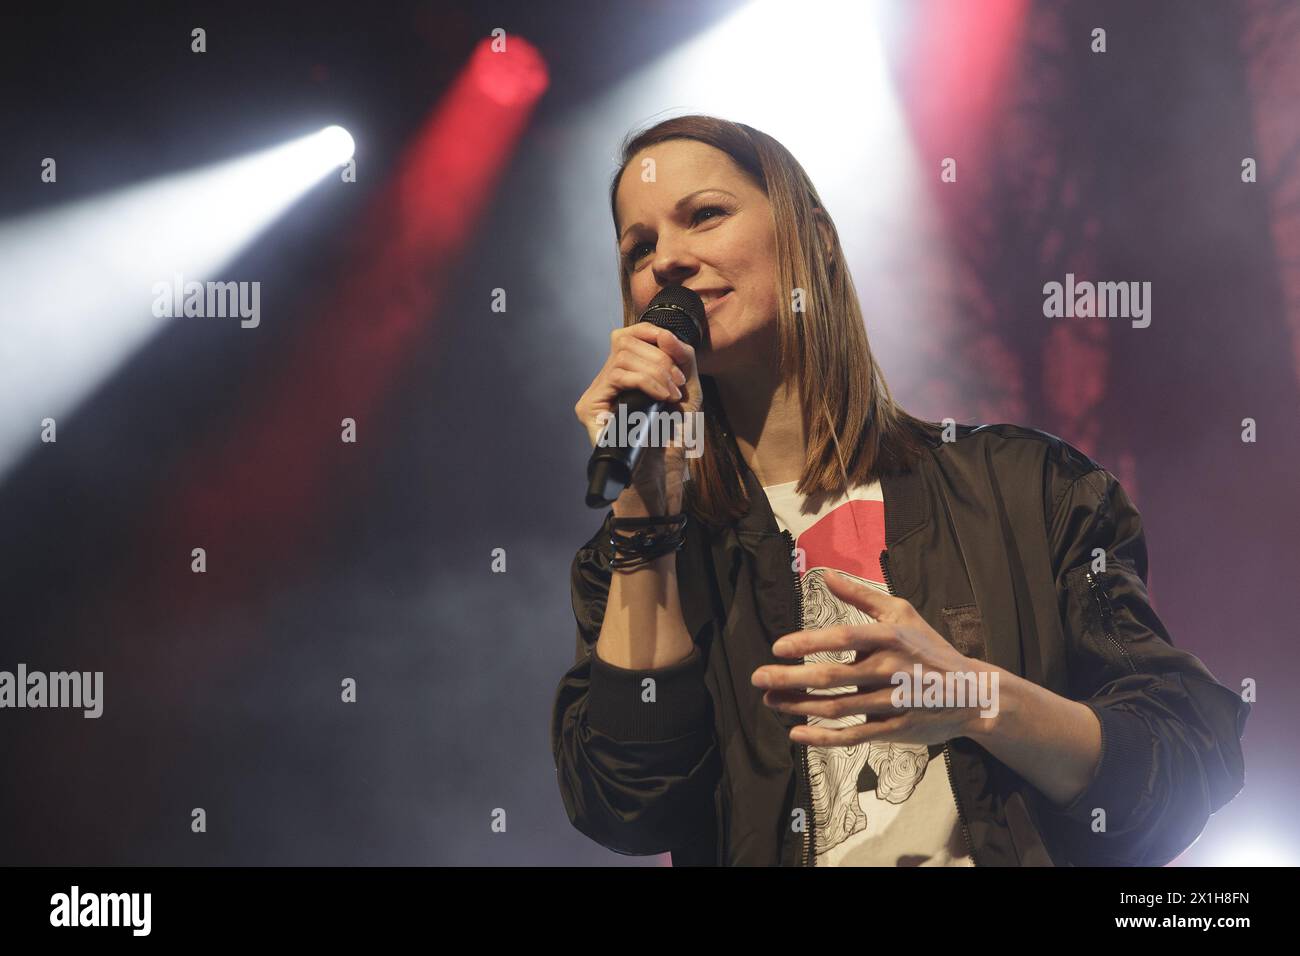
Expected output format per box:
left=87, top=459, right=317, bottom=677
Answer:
left=720, top=410, right=936, bottom=549
left=710, top=416, right=1024, bottom=676
left=700, top=412, right=937, bottom=647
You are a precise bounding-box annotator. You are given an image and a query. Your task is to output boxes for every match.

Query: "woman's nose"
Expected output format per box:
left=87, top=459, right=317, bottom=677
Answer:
left=650, top=231, right=699, bottom=286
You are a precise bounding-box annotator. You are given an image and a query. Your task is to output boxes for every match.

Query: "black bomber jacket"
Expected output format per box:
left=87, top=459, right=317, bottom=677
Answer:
left=550, top=422, right=1250, bottom=866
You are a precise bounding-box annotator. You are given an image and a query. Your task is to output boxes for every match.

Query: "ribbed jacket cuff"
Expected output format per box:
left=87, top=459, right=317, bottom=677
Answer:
left=587, top=646, right=710, bottom=741
left=1051, top=702, right=1153, bottom=825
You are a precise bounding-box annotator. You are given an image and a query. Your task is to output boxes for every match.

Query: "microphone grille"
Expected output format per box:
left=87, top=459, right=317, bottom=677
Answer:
left=638, top=285, right=704, bottom=347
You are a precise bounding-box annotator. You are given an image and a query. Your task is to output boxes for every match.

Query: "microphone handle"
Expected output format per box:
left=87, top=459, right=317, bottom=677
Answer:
left=585, top=387, right=666, bottom=508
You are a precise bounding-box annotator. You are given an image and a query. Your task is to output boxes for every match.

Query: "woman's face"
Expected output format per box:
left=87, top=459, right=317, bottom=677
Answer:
left=614, top=139, right=780, bottom=376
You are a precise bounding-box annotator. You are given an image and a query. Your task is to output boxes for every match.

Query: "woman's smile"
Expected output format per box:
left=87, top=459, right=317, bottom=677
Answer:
left=702, top=288, right=734, bottom=319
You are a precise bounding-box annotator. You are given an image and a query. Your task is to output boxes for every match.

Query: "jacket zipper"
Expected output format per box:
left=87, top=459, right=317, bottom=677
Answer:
left=781, top=529, right=813, bottom=867
left=880, top=548, right=978, bottom=867
left=1085, top=569, right=1137, bottom=674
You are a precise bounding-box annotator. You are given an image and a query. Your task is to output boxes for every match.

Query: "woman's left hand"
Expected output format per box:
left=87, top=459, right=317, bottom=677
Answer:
left=751, top=570, right=998, bottom=747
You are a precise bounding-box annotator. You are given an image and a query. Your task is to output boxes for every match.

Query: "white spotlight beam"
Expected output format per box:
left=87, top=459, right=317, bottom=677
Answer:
left=0, top=126, right=354, bottom=481
left=550, top=0, right=950, bottom=385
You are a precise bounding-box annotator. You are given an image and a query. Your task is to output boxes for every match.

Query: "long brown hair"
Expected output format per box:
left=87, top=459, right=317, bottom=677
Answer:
left=609, top=115, right=937, bottom=529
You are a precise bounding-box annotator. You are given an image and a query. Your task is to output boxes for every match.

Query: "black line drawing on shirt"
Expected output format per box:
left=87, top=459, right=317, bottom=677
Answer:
left=801, top=566, right=931, bottom=856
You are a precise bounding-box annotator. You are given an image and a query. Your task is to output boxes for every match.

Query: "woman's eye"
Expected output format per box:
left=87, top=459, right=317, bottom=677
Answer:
left=624, top=207, right=727, bottom=268
left=626, top=242, right=652, bottom=265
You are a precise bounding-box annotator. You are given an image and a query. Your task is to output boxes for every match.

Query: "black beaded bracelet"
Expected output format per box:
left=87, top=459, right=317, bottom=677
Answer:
left=608, top=513, right=687, bottom=570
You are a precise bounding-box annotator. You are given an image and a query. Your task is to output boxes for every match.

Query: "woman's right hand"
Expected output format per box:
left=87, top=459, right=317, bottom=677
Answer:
left=574, top=323, right=703, bottom=516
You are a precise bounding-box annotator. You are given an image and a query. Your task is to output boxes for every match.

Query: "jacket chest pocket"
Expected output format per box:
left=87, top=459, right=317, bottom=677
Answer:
left=940, top=603, right=988, bottom=661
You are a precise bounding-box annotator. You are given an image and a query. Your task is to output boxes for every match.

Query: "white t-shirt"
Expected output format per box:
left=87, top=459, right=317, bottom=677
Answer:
left=763, top=477, right=975, bottom=867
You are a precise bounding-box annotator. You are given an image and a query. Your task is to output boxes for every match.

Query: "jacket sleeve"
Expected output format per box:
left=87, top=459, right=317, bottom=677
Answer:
left=1038, top=463, right=1250, bottom=866
left=549, top=510, right=721, bottom=857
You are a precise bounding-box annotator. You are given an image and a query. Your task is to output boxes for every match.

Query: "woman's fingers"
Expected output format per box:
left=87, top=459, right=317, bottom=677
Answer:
left=606, top=366, right=680, bottom=401
left=574, top=321, right=702, bottom=454
left=647, top=327, right=698, bottom=382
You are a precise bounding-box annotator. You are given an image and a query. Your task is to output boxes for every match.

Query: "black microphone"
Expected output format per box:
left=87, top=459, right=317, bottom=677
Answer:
left=585, top=284, right=704, bottom=508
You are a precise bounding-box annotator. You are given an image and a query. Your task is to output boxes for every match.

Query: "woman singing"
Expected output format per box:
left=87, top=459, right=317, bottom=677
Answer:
left=551, top=114, right=1248, bottom=866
